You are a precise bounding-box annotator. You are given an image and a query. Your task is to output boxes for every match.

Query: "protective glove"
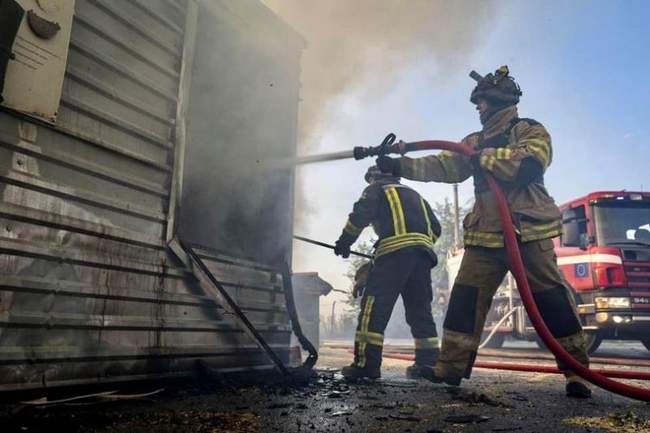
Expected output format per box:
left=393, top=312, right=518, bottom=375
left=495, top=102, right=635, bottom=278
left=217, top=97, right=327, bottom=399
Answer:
left=353, top=261, right=372, bottom=298
left=376, top=155, right=399, bottom=175
left=470, top=148, right=495, bottom=172
left=334, top=238, right=351, bottom=258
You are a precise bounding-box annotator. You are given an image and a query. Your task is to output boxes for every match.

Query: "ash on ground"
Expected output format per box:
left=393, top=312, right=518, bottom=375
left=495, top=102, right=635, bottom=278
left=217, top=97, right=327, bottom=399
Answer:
left=1, top=346, right=649, bottom=433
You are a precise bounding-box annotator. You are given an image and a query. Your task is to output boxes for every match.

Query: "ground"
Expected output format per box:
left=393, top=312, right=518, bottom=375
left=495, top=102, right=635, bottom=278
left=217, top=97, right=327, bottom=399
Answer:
left=1, top=341, right=650, bottom=433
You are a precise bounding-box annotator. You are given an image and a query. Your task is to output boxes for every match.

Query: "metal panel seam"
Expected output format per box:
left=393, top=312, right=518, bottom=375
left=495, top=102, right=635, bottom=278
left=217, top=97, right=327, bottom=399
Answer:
left=74, top=14, right=181, bottom=79
left=69, top=40, right=178, bottom=102
left=65, top=65, right=173, bottom=125
left=0, top=172, right=166, bottom=222
left=0, top=139, right=168, bottom=197
left=130, top=0, right=184, bottom=35
left=59, top=95, right=172, bottom=149
left=0, top=201, right=163, bottom=248
left=86, top=0, right=182, bottom=57
left=54, top=123, right=171, bottom=171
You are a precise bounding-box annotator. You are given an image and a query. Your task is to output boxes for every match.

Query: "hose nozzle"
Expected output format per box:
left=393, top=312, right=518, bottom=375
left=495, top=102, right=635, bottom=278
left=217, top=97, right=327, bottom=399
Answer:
left=353, top=133, right=399, bottom=160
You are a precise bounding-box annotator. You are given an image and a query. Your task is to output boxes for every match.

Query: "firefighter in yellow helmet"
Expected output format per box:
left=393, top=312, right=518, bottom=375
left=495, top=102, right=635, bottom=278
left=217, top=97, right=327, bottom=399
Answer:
left=376, top=66, right=591, bottom=398
left=334, top=166, right=442, bottom=380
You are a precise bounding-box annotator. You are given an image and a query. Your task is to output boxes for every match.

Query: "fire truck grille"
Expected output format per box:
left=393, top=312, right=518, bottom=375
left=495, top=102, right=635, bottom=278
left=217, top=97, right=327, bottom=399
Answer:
left=624, top=261, right=650, bottom=288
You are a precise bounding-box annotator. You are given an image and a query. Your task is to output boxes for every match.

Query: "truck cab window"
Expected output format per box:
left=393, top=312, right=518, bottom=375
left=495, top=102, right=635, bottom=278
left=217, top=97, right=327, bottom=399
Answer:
left=561, top=206, right=587, bottom=247
left=593, top=201, right=650, bottom=246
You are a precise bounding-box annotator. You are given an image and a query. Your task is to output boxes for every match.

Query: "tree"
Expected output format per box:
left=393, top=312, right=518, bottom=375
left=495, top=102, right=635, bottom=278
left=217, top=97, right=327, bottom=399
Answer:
left=430, top=198, right=464, bottom=291
left=429, top=197, right=470, bottom=318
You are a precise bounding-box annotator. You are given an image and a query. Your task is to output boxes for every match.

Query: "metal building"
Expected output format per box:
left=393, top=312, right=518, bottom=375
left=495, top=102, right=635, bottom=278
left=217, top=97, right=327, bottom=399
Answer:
left=0, top=0, right=304, bottom=391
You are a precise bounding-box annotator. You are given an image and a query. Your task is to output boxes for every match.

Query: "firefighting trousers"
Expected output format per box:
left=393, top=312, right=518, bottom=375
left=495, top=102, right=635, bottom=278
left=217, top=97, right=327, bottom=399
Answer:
left=354, top=248, right=439, bottom=370
left=437, top=239, right=589, bottom=381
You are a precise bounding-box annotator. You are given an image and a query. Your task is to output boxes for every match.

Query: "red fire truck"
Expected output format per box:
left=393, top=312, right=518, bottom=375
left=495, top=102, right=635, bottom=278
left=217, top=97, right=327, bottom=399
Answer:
left=446, top=191, right=650, bottom=353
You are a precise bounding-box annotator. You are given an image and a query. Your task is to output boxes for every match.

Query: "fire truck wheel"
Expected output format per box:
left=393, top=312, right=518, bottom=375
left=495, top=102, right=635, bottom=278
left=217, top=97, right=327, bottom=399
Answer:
left=481, top=332, right=505, bottom=348
left=583, top=333, right=603, bottom=354
left=641, top=339, right=650, bottom=352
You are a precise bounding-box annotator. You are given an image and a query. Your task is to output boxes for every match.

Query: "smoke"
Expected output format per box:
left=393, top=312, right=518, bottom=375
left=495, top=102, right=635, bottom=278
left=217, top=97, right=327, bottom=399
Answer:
left=179, top=0, right=494, bottom=265
left=179, top=1, right=303, bottom=264
left=262, top=0, right=494, bottom=151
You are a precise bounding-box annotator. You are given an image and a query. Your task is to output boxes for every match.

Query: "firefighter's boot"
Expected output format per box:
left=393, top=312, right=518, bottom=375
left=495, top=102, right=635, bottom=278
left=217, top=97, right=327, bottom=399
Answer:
left=406, top=347, right=440, bottom=380
left=420, top=367, right=462, bottom=386
left=406, top=364, right=433, bottom=380
left=341, top=364, right=380, bottom=380
left=565, top=378, right=592, bottom=398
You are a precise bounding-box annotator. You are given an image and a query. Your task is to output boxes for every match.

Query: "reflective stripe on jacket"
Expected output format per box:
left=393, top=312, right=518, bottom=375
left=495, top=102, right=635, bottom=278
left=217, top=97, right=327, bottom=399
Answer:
left=396, top=106, right=561, bottom=248
left=339, top=180, right=441, bottom=260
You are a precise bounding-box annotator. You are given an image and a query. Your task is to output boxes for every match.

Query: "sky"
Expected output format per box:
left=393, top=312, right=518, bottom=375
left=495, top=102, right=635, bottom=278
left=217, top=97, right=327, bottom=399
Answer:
left=263, top=0, right=650, bottom=319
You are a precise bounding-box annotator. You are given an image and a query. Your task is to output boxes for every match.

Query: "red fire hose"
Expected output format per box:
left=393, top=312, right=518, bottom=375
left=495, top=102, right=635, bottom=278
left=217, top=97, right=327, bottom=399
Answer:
left=404, top=139, right=650, bottom=401
left=379, top=352, right=650, bottom=381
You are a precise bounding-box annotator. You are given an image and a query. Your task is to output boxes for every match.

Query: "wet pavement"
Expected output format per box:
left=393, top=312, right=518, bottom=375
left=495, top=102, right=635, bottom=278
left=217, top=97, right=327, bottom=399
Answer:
left=1, top=343, right=650, bottom=433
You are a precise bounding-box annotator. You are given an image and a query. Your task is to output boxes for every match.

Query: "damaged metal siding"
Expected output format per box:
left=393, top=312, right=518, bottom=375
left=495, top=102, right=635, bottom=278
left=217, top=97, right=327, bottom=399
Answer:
left=0, top=0, right=301, bottom=391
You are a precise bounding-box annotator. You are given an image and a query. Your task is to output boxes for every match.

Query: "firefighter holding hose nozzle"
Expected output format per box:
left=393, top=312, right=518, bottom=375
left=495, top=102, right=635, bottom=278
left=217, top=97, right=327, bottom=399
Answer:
left=334, top=166, right=442, bottom=380
left=376, top=66, right=591, bottom=398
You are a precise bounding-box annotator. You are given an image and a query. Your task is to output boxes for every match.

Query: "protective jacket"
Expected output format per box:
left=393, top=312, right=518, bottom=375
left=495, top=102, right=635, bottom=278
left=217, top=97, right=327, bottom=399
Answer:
left=396, top=106, right=561, bottom=248
left=339, top=179, right=441, bottom=260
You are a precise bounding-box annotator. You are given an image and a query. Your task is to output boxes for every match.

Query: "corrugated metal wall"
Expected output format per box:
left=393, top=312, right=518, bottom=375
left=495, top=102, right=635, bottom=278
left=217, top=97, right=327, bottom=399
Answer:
left=0, top=0, right=300, bottom=391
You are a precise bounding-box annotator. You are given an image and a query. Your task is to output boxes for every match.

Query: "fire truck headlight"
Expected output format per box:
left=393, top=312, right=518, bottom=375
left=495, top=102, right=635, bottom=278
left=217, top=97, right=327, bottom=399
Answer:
left=595, top=297, right=630, bottom=309
left=595, top=312, right=609, bottom=323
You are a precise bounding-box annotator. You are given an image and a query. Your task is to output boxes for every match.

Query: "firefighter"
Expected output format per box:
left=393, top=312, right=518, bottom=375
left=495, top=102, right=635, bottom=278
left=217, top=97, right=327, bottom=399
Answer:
left=375, top=66, right=592, bottom=398
left=334, top=166, right=442, bottom=380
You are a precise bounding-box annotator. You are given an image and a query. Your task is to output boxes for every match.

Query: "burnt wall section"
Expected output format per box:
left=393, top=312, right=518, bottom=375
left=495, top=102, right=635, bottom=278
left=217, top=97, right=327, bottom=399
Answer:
left=179, top=0, right=304, bottom=265
left=0, top=0, right=297, bottom=392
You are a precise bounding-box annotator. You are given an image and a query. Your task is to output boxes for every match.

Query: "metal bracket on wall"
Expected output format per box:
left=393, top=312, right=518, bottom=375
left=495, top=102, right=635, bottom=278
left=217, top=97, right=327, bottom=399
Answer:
left=167, top=237, right=290, bottom=377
